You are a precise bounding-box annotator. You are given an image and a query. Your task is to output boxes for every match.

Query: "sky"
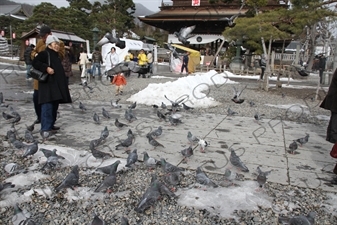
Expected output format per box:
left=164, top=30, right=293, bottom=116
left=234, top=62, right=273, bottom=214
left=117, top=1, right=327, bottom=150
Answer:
left=12, top=0, right=162, bottom=12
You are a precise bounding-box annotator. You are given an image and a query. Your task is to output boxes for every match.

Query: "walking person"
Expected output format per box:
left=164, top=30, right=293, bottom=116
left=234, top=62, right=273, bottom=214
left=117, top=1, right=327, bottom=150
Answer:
left=320, top=68, right=337, bottom=176
left=24, top=44, right=35, bottom=80
left=91, top=47, right=103, bottom=78
left=137, top=49, right=148, bottom=78
left=111, top=72, right=127, bottom=96
left=259, top=55, right=266, bottom=80
left=61, top=46, right=73, bottom=85
left=180, top=52, right=189, bottom=74
left=105, top=47, right=119, bottom=79
left=318, top=53, right=326, bottom=84
left=147, top=50, right=153, bottom=77
left=32, top=35, right=72, bottom=137
left=124, top=50, right=133, bottom=77
left=79, top=50, right=89, bottom=78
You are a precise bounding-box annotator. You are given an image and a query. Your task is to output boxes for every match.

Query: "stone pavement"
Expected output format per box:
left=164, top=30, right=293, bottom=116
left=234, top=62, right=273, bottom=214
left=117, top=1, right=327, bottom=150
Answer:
left=0, top=58, right=336, bottom=194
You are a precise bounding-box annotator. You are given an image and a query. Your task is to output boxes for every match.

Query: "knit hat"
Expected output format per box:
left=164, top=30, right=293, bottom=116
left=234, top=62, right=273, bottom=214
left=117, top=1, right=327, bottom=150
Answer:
left=46, top=35, right=60, bottom=46
left=39, top=26, right=51, bottom=36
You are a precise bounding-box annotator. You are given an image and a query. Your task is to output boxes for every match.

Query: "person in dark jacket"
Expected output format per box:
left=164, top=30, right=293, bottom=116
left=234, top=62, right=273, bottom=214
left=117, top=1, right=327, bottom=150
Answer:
left=259, top=55, right=266, bottom=80
left=181, top=51, right=189, bottom=74
left=318, top=53, right=326, bottom=84
left=32, top=35, right=72, bottom=136
left=92, top=47, right=103, bottom=77
left=320, top=68, right=337, bottom=174
left=24, top=44, right=35, bottom=80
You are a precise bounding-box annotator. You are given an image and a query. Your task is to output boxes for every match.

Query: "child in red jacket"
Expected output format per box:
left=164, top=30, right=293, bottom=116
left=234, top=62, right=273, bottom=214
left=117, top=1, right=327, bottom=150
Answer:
left=112, top=73, right=127, bottom=96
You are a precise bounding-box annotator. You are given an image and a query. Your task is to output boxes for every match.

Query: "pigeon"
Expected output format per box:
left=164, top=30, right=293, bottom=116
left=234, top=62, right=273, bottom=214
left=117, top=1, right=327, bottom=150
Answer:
left=187, top=131, right=200, bottom=145
left=143, top=151, right=159, bottom=169
left=152, top=104, right=159, bottom=109
left=164, top=95, right=185, bottom=111
left=223, top=168, right=238, bottom=184
left=230, top=148, right=249, bottom=172
left=127, top=128, right=134, bottom=138
left=254, top=112, right=265, bottom=122
left=174, top=25, right=196, bottom=45
left=11, top=138, right=25, bottom=150
left=161, top=102, right=167, bottom=109
left=164, top=172, right=181, bottom=187
left=24, top=130, right=35, bottom=143
left=80, top=81, right=94, bottom=91
left=94, top=172, right=117, bottom=192
left=115, top=118, right=128, bottom=129
left=115, top=135, right=134, bottom=150
left=40, top=130, right=55, bottom=142
left=22, top=141, right=38, bottom=158
left=278, top=212, right=316, bottom=225
left=91, top=147, right=112, bottom=160
left=135, top=175, right=161, bottom=214
left=125, top=108, right=137, bottom=123
left=128, top=101, right=137, bottom=109
left=256, top=166, right=271, bottom=188
left=121, top=217, right=129, bottom=225
left=2, top=111, right=15, bottom=120
left=91, top=214, right=106, bottom=225
left=93, top=112, right=100, bottom=124
left=156, top=110, right=167, bottom=121
left=146, top=133, right=165, bottom=149
left=159, top=181, right=177, bottom=198
left=181, top=146, right=193, bottom=160
left=40, top=148, right=65, bottom=159
left=111, top=98, right=122, bottom=108
left=97, top=29, right=126, bottom=49
left=25, top=123, right=35, bottom=132
left=90, top=138, right=103, bottom=150
left=196, top=166, right=218, bottom=187
left=161, top=158, right=184, bottom=173
left=249, top=101, right=255, bottom=107
left=219, top=13, right=241, bottom=27
left=0, top=182, right=15, bottom=192
left=79, top=102, right=87, bottom=111
left=281, top=93, right=286, bottom=98
left=55, top=165, right=79, bottom=192
left=182, top=103, right=194, bottom=110
left=96, top=160, right=121, bottom=175
left=125, top=149, right=138, bottom=168
left=100, top=126, right=109, bottom=140
left=198, top=139, right=209, bottom=153
left=231, top=85, right=247, bottom=104
left=148, top=126, right=162, bottom=138
left=289, top=140, right=298, bottom=154
left=166, top=42, right=180, bottom=59
left=227, top=107, right=238, bottom=116
left=40, top=151, right=60, bottom=170
left=12, top=203, right=32, bottom=225
left=102, top=108, right=110, bottom=119
left=168, top=115, right=182, bottom=126
left=296, top=133, right=309, bottom=146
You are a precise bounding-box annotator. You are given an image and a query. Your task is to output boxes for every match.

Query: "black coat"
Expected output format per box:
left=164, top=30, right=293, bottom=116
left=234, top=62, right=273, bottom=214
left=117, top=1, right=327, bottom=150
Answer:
left=24, top=46, right=33, bottom=65
left=320, top=68, right=337, bottom=113
left=32, top=48, right=72, bottom=105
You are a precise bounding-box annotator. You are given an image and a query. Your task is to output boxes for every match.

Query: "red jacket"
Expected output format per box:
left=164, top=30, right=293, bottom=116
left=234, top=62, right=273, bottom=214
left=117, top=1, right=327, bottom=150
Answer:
left=112, top=75, right=127, bottom=86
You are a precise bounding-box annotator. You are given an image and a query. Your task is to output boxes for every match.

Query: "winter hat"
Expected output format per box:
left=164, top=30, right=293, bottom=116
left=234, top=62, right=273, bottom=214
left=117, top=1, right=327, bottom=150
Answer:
left=39, top=26, right=51, bottom=36
left=46, top=35, right=60, bottom=46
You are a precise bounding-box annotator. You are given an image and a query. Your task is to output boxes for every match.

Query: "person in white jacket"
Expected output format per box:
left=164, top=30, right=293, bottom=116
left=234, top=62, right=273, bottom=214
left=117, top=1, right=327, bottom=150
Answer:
left=105, top=47, right=119, bottom=75
left=79, top=50, right=89, bottom=78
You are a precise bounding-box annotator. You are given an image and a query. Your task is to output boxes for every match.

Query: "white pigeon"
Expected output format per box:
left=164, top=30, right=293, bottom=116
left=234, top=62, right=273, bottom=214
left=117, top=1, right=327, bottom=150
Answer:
left=198, top=139, right=209, bottom=153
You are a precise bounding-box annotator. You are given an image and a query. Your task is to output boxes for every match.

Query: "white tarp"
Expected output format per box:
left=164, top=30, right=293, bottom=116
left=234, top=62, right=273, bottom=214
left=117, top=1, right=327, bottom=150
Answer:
left=168, top=34, right=225, bottom=45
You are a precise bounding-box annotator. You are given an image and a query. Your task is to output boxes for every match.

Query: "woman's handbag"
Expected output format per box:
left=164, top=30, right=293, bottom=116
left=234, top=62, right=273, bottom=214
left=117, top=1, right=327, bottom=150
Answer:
left=330, top=143, right=337, bottom=158
left=30, top=52, right=50, bottom=83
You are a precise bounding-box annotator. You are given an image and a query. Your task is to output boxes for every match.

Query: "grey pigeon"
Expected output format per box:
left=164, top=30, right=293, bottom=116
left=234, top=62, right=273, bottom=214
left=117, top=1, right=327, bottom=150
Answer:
left=254, top=112, right=265, bottom=122
left=296, top=133, right=309, bottom=146
left=115, top=118, right=128, bottom=129
left=79, top=102, right=86, bottom=111
left=55, top=165, right=79, bottom=192
left=164, top=95, right=185, bottom=111
left=90, top=138, right=103, bottom=150
left=156, top=109, right=167, bottom=121
left=289, top=140, right=298, bottom=154
left=198, top=139, right=209, bottom=153
left=128, top=101, right=137, bottom=109
left=125, top=108, right=137, bottom=123
left=91, top=214, right=105, bottom=225
left=134, top=174, right=161, bottom=213
left=91, top=147, right=112, bottom=160
left=41, top=152, right=60, bottom=170
left=25, top=123, right=35, bottom=132
left=11, top=138, right=24, bottom=150
left=159, top=181, right=177, bottom=198
left=230, top=148, right=249, bottom=172
left=2, top=111, right=15, bottom=120
left=161, top=158, right=184, bottom=173
left=166, top=42, right=180, bottom=59
left=24, top=130, right=35, bottom=143
left=97, top=29, right=126, bottom=49
left=152, top=104, right=159, bottom=109
left=125, top=149, right=138, bottom=168
left=219, top=13, right=240, bottom=27
left=174, top=25, right=196, bottom=45
left=187, top=131, right=200, bottom=145
left=0, top=182, right=15, bottom=192
left=182, top=103, right=194, bottom=110
left=94, top=173, right=117, bottom=192
left=227, top=107, right=237, bottom=116
left=164, top=172, right=181, bottom=187
left=96, top=160, right=121, bottom=175
left=111, top=98, right=122, bottom=108
left=100, top=126, right=109, bottom=140
left=278, top=212, right=316, bottom=225
left=115, top=135, right=134, bottom=150
left=22, top=141, right=38, bottom=158
left=127, top=129, right=134, bottom=138
left=143, top=151, right=159, bottom=169
left=102, top=108, right=110, bottom=119
left=121, top=217, right=129, bottom=225
left=146, top=133, right=165, bottom=149
left=249, top=101, right=255, bottom=107
left=223, top=168, right=239, bottom=185
left=196, top=166, right=218, bottom=187
left=256, top=166, right=271, bottom=188
left=181, top=146, right=193, bottom=160
left=40, top=148, right=65, bottom=160
left=161, top=102, right=167, bottom=109
left=148, top=126, right=162, bottom=138
left=93, top=112, right=100, bottom=124
left=231, top=85, right=247, bottom=104
left=40, top=130, right=55, bottom=142
left=12, top=203, right=32, bottom=225
left=168, top=115, right=182, bottom=125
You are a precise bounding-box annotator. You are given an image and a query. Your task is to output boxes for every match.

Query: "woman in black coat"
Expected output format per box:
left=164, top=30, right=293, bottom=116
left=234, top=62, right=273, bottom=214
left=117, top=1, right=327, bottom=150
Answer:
left=32, top=35, right=72, bottom=135
left=320, top=68, right=337, bottom=174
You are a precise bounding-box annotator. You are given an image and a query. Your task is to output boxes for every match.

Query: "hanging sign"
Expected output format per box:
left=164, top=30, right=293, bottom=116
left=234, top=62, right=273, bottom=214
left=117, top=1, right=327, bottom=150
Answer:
left=192, top=0, right=200, bottom=6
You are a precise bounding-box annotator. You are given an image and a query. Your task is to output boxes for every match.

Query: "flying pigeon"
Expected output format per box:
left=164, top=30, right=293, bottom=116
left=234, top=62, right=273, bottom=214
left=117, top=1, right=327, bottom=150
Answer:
left=231, top=85, right=247, bottom=104
left=94, top=173, right=117, bottom=192
left=187, top=131, right=200, bottom=145
left=196, top=166, right=218, bottom=188
left=55, top=165, right=79, bottom=192
left=148, top=126, right=162, bottom=138
left=100, top=126, right=109, bottom=140
left=289, top=140, right=298, bottom=154
left=79, top=102, right=87, bottom=111
left=93, top=112, right=100, bottom=124
left=198, top=139, right=209, bottom=153
left=22, top=141, right=38, bottom=158
left=111, top=98, right=122, bottom=108
left=296, top=133, right=309, bottom=146
left=256, top=166, right=272, bottom=188
left=97, top=29, right=126, bottom=49
left=125, top=149, right=138, bottom=168
left=102, top=108, right=110, bottom=119
left=161, top=158, right=184, bottom=173
left=146, top=133, right=165, bottom=149
left=219, top=13, right=241, bottom=27
left=164, top=95, right=185, bottom=112
left=166, top=42, right=180, bottom=59
left=230, top=148, right=249, bottom=172
left=278, top=212, right=316, bottom=225
left=96, top=160, right=121, bottom=175
left=182, top=103, right=194, bottom=110
left=143, top=151, right=159, bottom=169
left=115, top=118, right=128, bottom=129
left=174, top=25, right=196, bottom=45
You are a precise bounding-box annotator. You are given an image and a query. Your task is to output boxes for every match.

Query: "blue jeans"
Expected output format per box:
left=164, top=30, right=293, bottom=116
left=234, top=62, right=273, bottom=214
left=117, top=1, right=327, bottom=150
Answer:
left=41, top=101, right=59, bottom=131
left=92, top=63, right=101, bottom=76
left=148, top=63, right=153, bottom=74
left=26, top=64, right=32, bottom=79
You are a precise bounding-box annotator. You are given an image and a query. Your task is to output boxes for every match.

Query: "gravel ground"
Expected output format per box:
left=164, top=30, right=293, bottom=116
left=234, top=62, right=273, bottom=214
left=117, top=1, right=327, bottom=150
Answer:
left=0, top=72, right=336, bottom=224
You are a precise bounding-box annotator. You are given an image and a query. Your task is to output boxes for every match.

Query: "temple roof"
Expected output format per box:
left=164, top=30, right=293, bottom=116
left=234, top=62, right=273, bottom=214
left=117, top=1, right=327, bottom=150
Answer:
left=0, top=4, right=35, bottom=20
